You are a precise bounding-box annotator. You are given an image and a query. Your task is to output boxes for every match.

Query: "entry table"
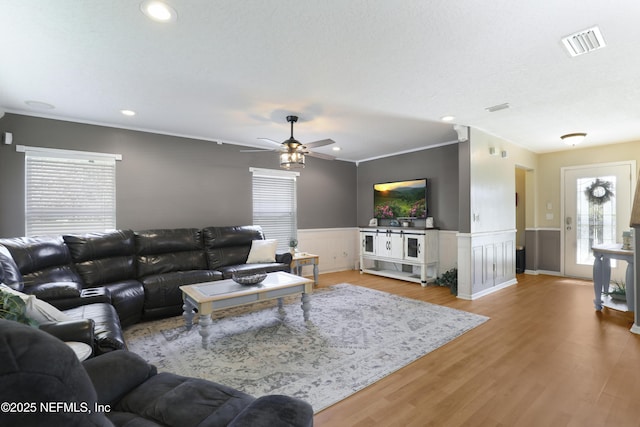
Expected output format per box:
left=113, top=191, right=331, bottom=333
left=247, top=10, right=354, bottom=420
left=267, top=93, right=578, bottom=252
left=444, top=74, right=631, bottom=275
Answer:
left=291, top=253, right=319, bottom=285
left=592, top=244, right=634, bottom=312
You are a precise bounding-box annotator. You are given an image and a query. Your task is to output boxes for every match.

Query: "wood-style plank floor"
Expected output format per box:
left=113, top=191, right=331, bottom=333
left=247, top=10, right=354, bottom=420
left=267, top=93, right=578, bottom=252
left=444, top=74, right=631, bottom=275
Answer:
left=310, top=271, right=640, bottom=427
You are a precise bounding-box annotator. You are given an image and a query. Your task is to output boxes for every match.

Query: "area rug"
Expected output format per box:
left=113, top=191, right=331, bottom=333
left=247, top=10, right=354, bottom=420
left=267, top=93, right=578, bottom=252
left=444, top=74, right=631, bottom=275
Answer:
left=124, top=283, right=489, bottom=412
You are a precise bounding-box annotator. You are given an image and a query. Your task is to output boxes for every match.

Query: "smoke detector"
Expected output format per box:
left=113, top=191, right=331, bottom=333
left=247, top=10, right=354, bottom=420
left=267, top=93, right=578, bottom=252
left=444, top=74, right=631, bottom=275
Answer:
left=562, top=26, right=606, bottom=57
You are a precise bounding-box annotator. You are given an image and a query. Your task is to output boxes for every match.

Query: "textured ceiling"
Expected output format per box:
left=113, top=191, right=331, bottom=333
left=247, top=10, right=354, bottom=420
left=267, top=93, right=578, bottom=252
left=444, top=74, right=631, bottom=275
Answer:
left=1, top=1, right=640, bottom=162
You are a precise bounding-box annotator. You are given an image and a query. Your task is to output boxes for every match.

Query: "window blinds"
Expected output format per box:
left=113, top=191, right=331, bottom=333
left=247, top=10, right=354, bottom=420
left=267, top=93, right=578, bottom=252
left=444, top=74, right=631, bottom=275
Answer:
left=23, top=147, right=118, bottom=236
left=251, top=168, right=298, bottom=252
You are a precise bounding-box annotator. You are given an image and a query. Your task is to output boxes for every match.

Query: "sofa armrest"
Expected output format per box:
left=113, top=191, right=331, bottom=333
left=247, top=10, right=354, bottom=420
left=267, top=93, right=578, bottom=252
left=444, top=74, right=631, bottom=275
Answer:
left=83, top=349, right=157, bottom=406
left=28, top=281, right=83, bottom=301
left=47, top=287, right=112, bottom=310
left=276, top=252, right=293, bottom=265
left=229, top=395, right=314, bottom=427
left=38, top=318, right=95, bottom=348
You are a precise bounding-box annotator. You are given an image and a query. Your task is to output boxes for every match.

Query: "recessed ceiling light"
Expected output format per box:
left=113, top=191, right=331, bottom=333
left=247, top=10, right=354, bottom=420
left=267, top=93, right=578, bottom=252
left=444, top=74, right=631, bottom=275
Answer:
left=441, top=115, right=455, bottom=122
left=332, top=146, right=341, bottom=151
left=120, top=109, right=136, bottom=116
left=140, top=0, right=177, bottom=22
left=25, top=100, right=55, bottom=109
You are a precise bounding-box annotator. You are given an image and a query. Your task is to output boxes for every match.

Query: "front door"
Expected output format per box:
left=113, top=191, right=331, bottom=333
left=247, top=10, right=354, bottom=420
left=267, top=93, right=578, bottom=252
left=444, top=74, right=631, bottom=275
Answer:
left=563, top=162, right=635, bottom=279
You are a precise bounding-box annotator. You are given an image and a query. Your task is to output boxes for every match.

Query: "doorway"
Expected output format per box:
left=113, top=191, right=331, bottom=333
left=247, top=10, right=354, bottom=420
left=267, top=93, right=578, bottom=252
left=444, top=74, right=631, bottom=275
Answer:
left=562, top=161, right=635, bottom=279
left=515, top=167, right=527, bottom=273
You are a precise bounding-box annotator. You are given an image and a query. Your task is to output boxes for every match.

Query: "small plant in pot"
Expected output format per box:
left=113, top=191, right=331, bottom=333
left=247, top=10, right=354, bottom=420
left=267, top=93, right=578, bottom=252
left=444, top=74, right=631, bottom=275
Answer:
left=289, top=238, right=298, bottom=255
left=605, top=279, right=626, bottom=301
left=434, top=268, right=458, bottom=296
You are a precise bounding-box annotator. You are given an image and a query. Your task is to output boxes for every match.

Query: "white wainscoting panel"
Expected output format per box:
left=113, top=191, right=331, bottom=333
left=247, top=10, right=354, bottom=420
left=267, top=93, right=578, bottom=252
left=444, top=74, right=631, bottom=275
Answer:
left=457, top=230, right=517, bottom=300
left=296, top=228, right=360, bottom=275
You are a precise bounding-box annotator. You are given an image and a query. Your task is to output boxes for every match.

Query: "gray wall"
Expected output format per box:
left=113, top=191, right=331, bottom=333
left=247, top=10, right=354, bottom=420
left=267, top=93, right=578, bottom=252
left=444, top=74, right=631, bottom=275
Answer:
left=525, top=229, right=561, bottom=273
left=356, top=143, right=460, bottom=230
left=0, top=114, right=357, bottom=237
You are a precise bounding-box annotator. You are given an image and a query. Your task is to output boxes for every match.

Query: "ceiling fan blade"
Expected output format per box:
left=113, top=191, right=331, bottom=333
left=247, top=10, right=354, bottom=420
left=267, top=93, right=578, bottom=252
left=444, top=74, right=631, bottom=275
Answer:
left=305, top=151, right=336, bottom=160
left=257, top=137, right=284, bottom=147
left=303, top=138, right=335, bottom=148
left=240, top=148, right=277, bottom=153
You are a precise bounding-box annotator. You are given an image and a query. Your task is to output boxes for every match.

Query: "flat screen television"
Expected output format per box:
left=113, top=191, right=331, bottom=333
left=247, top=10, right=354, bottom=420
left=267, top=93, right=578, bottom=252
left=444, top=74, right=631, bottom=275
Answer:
left=373, top=178, right=427, bottom=219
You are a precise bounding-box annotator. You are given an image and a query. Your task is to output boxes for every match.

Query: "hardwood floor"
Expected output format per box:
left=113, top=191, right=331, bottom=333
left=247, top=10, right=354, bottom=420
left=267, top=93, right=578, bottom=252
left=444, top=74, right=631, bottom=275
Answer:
left=311, top=271, right=640, bottom=427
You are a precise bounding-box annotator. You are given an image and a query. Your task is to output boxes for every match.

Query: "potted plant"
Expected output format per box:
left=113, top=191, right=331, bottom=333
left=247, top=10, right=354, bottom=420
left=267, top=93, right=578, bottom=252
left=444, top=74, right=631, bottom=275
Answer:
left=288, top=238, right=298, bottom=255
left=434, top=268, right=458, bottom=296
left=605, top=279, right=626, bottom=301
left=0, top=288, right=37, bottom=326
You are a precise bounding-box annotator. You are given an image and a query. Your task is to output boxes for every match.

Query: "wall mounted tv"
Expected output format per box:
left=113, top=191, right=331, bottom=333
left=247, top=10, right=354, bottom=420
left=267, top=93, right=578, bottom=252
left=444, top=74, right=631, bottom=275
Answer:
left=373, top=178, right=427, bottom=219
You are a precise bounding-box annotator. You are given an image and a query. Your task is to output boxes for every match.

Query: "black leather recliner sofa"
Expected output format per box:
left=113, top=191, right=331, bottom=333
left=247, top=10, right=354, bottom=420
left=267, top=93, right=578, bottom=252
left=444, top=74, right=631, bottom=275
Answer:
left=0, top=319, right=314, bottom=427
left=0, top=225, right=292, bottom=354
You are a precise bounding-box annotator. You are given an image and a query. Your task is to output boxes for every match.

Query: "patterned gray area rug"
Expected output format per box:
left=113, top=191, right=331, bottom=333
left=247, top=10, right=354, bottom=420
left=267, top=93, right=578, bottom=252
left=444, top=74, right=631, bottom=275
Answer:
left=124, top=283, right=489, bottom=413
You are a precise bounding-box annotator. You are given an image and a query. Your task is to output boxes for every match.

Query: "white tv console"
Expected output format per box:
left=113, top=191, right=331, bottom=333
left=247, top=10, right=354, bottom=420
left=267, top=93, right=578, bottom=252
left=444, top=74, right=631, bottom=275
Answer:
left=359, top=227, right=439, bottom=286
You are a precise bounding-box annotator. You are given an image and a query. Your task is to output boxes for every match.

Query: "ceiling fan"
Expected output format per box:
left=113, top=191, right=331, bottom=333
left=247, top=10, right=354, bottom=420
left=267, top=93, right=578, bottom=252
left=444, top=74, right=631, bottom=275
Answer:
left=243, top=115, right=336, bottom=169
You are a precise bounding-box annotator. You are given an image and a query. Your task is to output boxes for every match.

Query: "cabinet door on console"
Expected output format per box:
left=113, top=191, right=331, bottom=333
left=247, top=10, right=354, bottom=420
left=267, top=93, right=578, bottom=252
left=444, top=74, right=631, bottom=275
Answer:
left=376, top=231, right=403, bottom=259
left=403, top=234, right=424, bottom=261
left=389, top=232, right=404, bottom=259
left=361, top=232, right=377, bottom=256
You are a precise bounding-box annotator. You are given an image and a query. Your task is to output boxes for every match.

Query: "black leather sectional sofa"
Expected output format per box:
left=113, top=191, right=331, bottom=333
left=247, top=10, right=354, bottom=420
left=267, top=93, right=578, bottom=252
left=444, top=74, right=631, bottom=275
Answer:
left=0, top=225, right=292, bottom=354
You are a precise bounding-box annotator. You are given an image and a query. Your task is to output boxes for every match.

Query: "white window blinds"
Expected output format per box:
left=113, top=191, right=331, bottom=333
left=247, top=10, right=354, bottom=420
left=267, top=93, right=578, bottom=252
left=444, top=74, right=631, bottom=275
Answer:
left=251, top=168, right=298, bottom=252
left=20, top=146, right=120, bottom=236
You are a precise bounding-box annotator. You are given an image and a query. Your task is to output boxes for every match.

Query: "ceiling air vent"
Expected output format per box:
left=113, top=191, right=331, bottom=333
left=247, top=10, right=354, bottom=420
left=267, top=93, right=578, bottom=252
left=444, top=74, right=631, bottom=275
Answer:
left=485, top=103, right=510, bottom=113
left=561, top=26, right=606, bottom=57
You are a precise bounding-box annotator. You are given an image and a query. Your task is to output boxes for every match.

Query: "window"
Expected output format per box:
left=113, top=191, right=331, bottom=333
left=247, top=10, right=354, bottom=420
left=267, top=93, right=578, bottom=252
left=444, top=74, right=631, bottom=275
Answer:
left=19, top=145, right=121, bottom=236
left=251, top=167, right=298, bottom=252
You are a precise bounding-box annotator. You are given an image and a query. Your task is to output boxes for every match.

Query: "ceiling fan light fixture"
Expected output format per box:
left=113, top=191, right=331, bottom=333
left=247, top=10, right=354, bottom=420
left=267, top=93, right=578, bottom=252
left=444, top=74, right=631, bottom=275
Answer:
left=560, top=132, right=587, bottom=146
left=280, top=151, right=305, bottom=169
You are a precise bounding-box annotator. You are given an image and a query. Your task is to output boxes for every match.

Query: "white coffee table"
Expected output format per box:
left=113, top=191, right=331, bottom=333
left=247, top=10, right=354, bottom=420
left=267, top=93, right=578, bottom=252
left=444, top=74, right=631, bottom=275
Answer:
left=180, top=271, right=313, bottom=349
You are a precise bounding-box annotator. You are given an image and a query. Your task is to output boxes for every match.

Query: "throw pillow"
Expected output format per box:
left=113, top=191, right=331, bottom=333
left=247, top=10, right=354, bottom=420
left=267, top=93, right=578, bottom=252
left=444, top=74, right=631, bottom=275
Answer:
left=0, top=284, right=72, bottom=324
left=246, top=239, right=277, bottom=264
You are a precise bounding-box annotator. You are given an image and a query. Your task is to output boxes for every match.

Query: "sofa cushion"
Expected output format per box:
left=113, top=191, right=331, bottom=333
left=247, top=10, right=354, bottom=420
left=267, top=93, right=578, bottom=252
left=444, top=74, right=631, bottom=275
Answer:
left=64, top=303, right=126, bottom=354
left=135, top=228, right=204, bottom=255
left=0, top=236, right=84, bottom=293
left=246, top=239, right=277, bottom=263
left=100, top=280, right=145, bottom=327
left=64, top=230, right=137, bottom=287
left=141, top=270, right=220, bottom=310
left=138, top=251, right=208, bottom=277
left=83, top=350, right=157, bottom=408
left=112, top=373, right=256, bottom=427
left=203, top=226, right=265, bottom=270
left=27, top=281, right=83, bottom=300
left=0, top=245, right=23, bottom=291
left=135, top=228, right=207, bottom=277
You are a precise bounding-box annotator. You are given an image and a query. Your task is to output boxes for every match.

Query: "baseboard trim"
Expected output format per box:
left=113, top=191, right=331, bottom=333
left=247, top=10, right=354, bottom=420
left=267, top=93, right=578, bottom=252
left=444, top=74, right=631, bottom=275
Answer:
left=524, top=269, right=563, bottom=276
left=457, top=278, right=518, bottom=300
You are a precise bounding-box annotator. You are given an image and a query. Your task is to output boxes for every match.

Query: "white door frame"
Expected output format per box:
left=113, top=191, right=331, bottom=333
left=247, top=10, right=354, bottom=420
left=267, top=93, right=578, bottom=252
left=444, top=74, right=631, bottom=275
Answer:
left=560, top=160, right=636, bottom=277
